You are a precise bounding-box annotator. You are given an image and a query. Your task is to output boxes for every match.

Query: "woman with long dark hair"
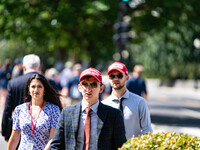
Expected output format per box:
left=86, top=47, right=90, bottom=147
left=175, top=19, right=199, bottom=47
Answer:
left=7, top=73, right=62, bottom=150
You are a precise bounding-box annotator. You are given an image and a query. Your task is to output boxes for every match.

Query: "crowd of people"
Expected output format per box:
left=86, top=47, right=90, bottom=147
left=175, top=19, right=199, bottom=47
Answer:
left=0, top=53, right=151, bottom=150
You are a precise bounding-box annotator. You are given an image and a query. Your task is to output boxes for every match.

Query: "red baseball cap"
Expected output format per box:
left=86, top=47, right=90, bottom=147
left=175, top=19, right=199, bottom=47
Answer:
left=107, top=62, right=128, bottom=75
left=80, top=68, right=102, bottom=84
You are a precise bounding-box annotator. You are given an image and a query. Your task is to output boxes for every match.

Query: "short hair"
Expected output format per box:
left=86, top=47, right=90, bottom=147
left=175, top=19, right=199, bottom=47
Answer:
left=72, top=63, right=82, bottom=72
left=134, top=65, right=144, bottom=73
left=23, top=54, right=40, bottom=68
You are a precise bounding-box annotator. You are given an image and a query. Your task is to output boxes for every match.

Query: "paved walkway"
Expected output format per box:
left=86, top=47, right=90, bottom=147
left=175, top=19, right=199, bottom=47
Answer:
left=147, top=79, right=200, bottom=101
left=152, top=123, right=200, bottom=137
left=147, top=79, right=200, bottom=138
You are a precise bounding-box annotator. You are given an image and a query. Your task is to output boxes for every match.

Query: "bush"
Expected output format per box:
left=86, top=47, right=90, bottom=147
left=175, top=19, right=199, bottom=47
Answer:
left=120, top=132, right=200, bottom=150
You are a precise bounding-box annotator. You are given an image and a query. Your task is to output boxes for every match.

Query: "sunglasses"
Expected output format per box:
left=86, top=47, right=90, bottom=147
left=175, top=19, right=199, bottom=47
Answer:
left=80, top=81, right=98, bottom=88
left=109, top=73, right=123, bottom=79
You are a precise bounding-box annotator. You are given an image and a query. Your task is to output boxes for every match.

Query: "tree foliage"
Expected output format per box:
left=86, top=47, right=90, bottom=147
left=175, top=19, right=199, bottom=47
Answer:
left=128, top=0, right=200, bottom=79
left=0, top=0, right=118, bottom=67
left=1, top=0, right=200, bottom=78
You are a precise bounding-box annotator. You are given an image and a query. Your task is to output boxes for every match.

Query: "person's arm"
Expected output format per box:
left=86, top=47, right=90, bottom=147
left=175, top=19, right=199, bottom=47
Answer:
left=142, top=93, right=148, bottom=102
left=141, top=80, right=148, bottom=102
left=139, top=99, right=153, bottom=134
left=60, top=86, right=73, bottom=107
left=7, top=130, right=21, bottom=150
left=44, top=128, right=56, bottom=150
left=60, top=87, right=69, bottom=97
left=2, top=81, right=14, bottom=140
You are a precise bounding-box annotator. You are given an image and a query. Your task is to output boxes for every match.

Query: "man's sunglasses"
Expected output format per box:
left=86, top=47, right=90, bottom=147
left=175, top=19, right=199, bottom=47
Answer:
left=80, top=81, right=98, bottom=88
left=109, top=73, right=123, bottom=79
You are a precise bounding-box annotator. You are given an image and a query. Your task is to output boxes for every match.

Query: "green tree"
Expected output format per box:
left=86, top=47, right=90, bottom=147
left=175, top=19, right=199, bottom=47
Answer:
left=1, top=0, right=200, bottom=79
left=0, top=0, right=118, bottom=67
left=127, top=0, right=200, bottom=79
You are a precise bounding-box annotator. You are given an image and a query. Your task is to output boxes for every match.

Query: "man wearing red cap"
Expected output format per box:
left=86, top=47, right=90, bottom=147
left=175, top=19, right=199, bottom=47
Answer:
left=50, top=68, right=126, bottom=150
left=102, top=62, right=153, bottom=140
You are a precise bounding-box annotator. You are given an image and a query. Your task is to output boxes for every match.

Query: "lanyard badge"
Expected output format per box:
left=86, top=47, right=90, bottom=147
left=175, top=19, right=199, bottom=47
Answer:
left=30, top=101, right=45, bottom=137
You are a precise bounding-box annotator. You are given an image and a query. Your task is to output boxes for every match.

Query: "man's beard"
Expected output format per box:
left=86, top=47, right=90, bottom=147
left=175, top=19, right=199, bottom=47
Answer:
left=113, top=84, right=125, bottom=90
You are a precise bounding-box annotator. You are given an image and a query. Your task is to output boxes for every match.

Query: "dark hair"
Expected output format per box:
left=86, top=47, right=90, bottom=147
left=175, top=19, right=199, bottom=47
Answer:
left=24, top=73, right=62, bottom=111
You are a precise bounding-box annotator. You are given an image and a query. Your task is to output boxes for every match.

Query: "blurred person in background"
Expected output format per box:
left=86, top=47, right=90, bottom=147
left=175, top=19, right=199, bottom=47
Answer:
left=45, top=68, right=62, bottom=92
left=126, top=65, right=148, bottom=102
left=60, top=63, right=83, bottom=106
left=100, top=75, right=112, bottom=100
left=0, top=58, right=12, bottom=108
left=7, top=74, right=62, bottom=150
left=59, top=61, right=73, bottom=88
left=102, top=62, right=153, bottom=140
left=11, top=58, right=23, bottom=78
left=0, top=61, right=2, bottom=72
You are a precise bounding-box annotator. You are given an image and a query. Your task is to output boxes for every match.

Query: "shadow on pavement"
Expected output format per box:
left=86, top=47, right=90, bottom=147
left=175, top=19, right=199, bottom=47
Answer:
left=151, top=114, right=200, bottom=127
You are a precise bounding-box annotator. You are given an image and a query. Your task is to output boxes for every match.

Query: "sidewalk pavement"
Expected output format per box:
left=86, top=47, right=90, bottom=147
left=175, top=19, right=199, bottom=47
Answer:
left=152, top=123, right=200, bottom=138
left=147, top=79, right=200, bottom=101
left=147, top=79, right=200, bottom=138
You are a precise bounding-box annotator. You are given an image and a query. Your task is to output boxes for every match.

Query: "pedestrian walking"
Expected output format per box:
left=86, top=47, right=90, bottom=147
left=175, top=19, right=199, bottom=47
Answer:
left=127, top=65, right=148, bottom=101
left=7, top=74, right=62, bottom=150
left=61, top=63, right=83, bottom=106
left=59, top=61, right=73, bottom=88
left=50, top=67, right=126, bottom=150
left=102, top=62, right=153, bottom=139
left=0, top=59, right=12, bottom=108
left=11, top=58, right=23, bottom=78
left=2, top=54, right=59, bottom=141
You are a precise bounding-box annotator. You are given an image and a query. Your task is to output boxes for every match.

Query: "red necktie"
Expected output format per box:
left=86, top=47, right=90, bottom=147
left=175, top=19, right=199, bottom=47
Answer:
left=83, top=108, right=92, bottom=150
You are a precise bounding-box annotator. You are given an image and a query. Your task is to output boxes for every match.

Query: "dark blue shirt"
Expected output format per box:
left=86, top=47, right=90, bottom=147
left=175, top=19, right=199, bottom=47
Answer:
left=65, top=75, right=82, bottom=99
left=0, top=67, right=12, bottom=89
left=126, top=76, right=147, bottom=96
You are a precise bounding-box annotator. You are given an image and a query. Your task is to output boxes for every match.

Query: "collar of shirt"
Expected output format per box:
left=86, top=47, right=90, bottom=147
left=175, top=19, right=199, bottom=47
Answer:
left=81, top=100, right=99, bottom=113
left=111, top=89, right=130, bottom=102
left=25, top=70, right=39, bottom=74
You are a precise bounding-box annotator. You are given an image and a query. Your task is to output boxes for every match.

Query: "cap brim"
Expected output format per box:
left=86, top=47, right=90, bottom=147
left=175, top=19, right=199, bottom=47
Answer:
left=80, top=74, right=102, bottom=83
left=107, top=68, right=125, bottom=75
